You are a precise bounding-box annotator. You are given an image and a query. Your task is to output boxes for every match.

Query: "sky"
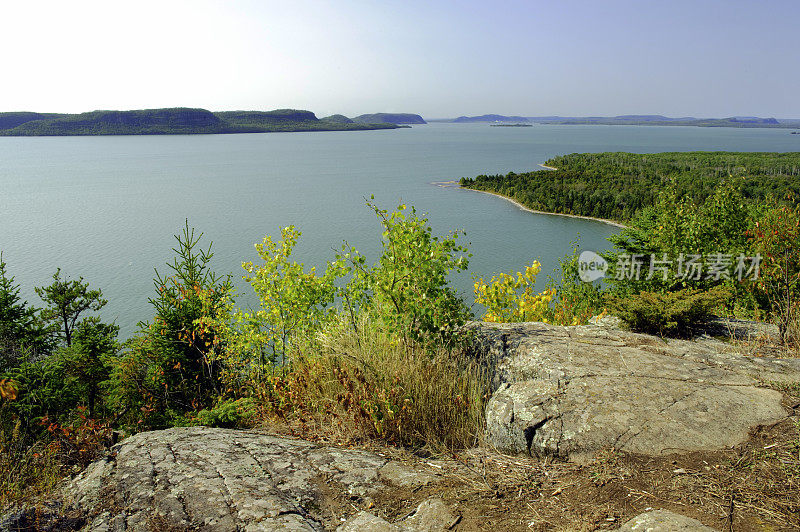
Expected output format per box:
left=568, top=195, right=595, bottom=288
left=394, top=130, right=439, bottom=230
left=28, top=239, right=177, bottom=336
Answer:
left=0, top=0, right=798, bottom=118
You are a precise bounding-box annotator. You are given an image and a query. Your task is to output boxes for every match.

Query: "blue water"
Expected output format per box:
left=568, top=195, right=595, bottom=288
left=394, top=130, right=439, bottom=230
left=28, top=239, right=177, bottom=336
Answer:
left=1, top=123, right=797, bottom=338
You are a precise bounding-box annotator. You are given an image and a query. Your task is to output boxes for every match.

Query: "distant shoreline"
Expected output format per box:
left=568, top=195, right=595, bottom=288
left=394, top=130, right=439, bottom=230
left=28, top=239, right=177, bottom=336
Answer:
left=434, top=177, right=627, bottom=228
left=460, top=186, right=628, bottom=229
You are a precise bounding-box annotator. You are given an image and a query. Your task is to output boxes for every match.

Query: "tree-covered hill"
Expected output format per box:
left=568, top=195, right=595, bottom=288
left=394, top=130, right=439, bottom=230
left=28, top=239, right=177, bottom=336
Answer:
left=0, top=108, right=400, bottom=136
left=352, top=113, right=426, bottom=124
left=214, top=109, right=318, bottom=126
left=460, top=152, right=800, bottom=222
left=0, top=112, right=65, bottom=130
left=320, top=114, right=354, bottom=124
left=4, top=108, right=230, bottom=135
left=216, top=109, right=397, bottom=132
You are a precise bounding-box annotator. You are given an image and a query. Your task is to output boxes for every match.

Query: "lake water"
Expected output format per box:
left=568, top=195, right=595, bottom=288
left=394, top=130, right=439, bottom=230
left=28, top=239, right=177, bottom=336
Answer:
left=1, top=123, right=797, bottom=338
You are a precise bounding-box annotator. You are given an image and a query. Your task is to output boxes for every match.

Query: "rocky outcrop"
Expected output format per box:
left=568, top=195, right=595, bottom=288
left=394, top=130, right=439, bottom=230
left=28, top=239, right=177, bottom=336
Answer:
left=474, top=322, right=800, bottom=461
left=10, top=426, right=451, bottom=531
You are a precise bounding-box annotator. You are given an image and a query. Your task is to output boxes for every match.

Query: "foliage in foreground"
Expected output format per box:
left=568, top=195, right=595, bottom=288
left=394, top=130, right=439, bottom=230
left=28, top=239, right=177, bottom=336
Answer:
left=603, top=182, right=799, bottom=340
left=358, top=202, right=472, bottom=347
left=473, top=243, right=607, bottom=327
left=195, top=398, right=257, bottom=429
left=606, top=286, right=731, bottom=337
left=469, top=178, right=798, bottom=340
left=0, top=424, right=60, bottom=505
left=212, top=202, right=472, bottom=397
left=474, top=262, right=555, bottom=323
left=544, top=243, right=607, bottom=325
left=749, top=201, right=800, bottom=345
left=0, top=257, right=120, bottom=505
left=462, top=152, right=800, bottom=340
left=202, top=202, right=482, bottom=451
left=0, top=257, right=51, bottom=366
left=109, top=223, right=233, bottom=429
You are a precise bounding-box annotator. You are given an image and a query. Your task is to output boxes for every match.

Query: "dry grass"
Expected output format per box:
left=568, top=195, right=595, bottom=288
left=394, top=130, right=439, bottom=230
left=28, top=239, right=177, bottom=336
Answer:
left=786, top=306, right=800, bottom=355
left=258, top=314, right=490, bottom=453
left=720, top=316, right=800, bottom=358
left=0, top=422, right=62, bottom=508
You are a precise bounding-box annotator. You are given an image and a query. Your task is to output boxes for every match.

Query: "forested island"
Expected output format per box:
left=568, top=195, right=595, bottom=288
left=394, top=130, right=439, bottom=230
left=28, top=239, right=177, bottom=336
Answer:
left=0, top=108, right=407, bottom=136
left=460, top=152, right=800, bottom=222
left=452, top=114, right=530, bottom=123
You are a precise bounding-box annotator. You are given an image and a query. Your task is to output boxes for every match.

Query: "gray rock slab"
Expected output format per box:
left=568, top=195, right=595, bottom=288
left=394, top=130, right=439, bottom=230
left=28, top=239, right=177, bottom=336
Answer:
left=337, top=497, right=457, bottom=532
left=337, top=511, right=400, bottom=532
left=379, top=461, right=437, bottom=490
left=400, top=497, right=457, bottom=531
left=473, top=322, right=799, bottom=459
left=614, top=509, right=719, bottom=531
left=59, top=426, right=406, bottom=531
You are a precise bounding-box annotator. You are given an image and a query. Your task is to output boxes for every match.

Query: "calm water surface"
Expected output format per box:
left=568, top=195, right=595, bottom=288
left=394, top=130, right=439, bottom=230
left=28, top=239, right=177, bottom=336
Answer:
left=1, top=123, right=797, bottom=337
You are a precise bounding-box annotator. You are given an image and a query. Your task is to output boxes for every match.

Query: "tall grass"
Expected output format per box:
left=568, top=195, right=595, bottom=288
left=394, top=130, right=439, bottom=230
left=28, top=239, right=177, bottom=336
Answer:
left=0, top=418, right=61, bottom=506
left=260, top=314, right=489, bottom=453
left=786, top=305, right=800, bottom=356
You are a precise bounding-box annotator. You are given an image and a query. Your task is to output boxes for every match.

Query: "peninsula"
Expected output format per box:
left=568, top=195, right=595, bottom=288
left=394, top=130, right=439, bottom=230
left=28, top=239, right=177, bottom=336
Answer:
left=460, top=151, right=800, bottom=222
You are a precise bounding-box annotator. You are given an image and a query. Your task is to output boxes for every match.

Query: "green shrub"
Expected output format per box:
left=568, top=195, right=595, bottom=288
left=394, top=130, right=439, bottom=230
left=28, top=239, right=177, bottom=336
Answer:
left=473, top=243, right=607, bottom=326
left=545, top=243, right=606, bottom=325
left=473, top=261, right=554, bottom=323
left=749, top=201, right=800, bottom=345
left=607, top=183, right=753, bottom=295
left=0, top=256, right=52, bottom=367
left=210, top=225, right=345, bottom=391
left=606, top=286, right=731, bottom=337
left=196, top=398, right=257, bottom=428
left=349, top=201, right=472, bottom=348
left=107, top=222, right=233, bottom=429
left=211, top=201, right=473, bottom=396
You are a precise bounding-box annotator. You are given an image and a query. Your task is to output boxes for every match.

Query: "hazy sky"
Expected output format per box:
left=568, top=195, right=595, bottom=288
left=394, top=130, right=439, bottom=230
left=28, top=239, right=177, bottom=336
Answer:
left=1, top=0, right=797, bottom=118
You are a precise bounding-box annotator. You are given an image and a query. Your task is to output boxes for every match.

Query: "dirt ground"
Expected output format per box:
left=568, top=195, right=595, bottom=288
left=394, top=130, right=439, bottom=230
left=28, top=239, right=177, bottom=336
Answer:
left=294, top=387, right=800, bottom=532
